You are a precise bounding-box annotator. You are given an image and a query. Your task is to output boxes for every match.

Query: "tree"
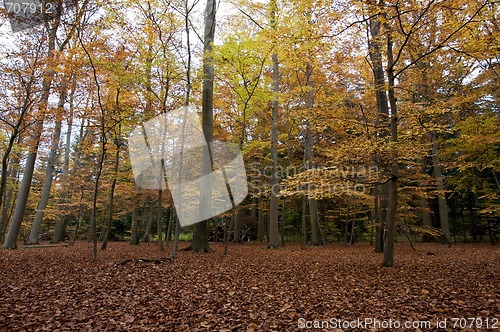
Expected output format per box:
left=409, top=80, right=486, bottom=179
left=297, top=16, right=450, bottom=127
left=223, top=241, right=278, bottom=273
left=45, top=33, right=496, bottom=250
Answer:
left=188, top=0, right=217, bottom=253
left=3, top=9, right=62, bottom=249
left=267, top=0, right=282, bottom=249
left=26, top=79, right=67, bottom=244
left=0, top=42, right=40, bottom=241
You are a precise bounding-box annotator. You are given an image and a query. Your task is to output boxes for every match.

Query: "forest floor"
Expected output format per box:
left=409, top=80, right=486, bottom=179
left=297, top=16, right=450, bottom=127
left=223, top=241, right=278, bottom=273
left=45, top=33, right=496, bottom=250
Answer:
left=0, top=242, right=498, bottom=331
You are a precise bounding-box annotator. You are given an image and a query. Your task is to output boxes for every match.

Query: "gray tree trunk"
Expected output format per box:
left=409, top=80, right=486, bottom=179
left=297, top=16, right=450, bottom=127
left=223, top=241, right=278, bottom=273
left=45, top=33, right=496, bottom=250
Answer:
left=3, top=16, right=60, bottom=249
left=268, top=0, right=281, bottom=249
left=0, top=77, right=33, bottom=218
left=165, top=205, right=174, bottom=246
left=27, top=84, right=67, bottom=245
left=156, top=189, right=164, bottom=251
left=143, top=200, right=155, bottom=243
left=52, top=75, right=77, bottom=243
left=430, top=131, right=451, bottom=244
left=419, top=158, right=433, bottom=242
left=301, top=196, right=307, bottom=249
left=232, top=209, right=241, bottom=243
left=101, top=141, right=121, bottom=250
left=382, top=17, right=399, bottom=268
left=157, top=189, right=164, bottom=252
left=369, top=15, right=389, bottom=254
left=0, top=136, right=22, bottom=242
left=189, top=0, right=216, bottom=253
left=257, top=198, right=266, bottom=242
left=303, top=63, right=322, bottom=245
left=130, top=190, right=140, bottom=245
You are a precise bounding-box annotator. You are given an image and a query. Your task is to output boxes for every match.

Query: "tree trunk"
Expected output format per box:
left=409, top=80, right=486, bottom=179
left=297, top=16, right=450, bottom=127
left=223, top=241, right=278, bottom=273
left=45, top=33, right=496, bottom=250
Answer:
left=268, top=0, right=281, bottom=249
left=0, top=136, right=22, bottom=243
left=349, top=219, right=356, bottom=245
left=165, top=205, right=174, bottom=246
left=172, top=216, right=181, bottom=259
left=375, top=185, right=387, bottom=253
left=27, top=84, right=67, bottom=245
left=143, top=200, right=155, bottom=243
left=382, top=175, right=398, bottom=267
left=3, top=106, right=43, bottom=248
left=309, top=198, right=321, bottom=245
left=382, top=16, right=399, bottom=267
left=88, top=131, right=106, bottom=261
left=419, top=158, right=433, bottom=242
left=232, top=209, right=241, bottom=243
left=257, top=198, right=266, bottom=242
left=101, top=143, right=121, bottom=250
left=189, top=0, right=216, bottom=253
left=80, top=25, right=108, bottom=261
left=371, top=185, right=378, bottom=246
left=430, top=130, right=451, bottom=244
left=301, top=196, right=307, bottom=249
left=51, top=77, right=77, bottom=243
left=156, top=189, right=164, bottom=251
left=304, top=63, right=322, bottom=246
left=130, top=204, right=140, bottom=245
left=369, top=15, right=389, bottom=254
left=3, top=15, right=60, bottom=249
left=0, top=78, right=32, bottom=218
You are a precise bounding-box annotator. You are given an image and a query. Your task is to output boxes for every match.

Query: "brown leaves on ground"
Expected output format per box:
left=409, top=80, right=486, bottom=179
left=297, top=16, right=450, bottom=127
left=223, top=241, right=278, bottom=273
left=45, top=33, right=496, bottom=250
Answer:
left=0, top=242, right=498, bottom=331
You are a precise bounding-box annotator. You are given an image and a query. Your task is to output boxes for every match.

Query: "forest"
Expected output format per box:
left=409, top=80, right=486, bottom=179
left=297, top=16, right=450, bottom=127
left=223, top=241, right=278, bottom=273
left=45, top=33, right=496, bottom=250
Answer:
left=0, top=0, right=500, bottom=260
left=0, top=0, right=498, bottom=258
left=0, top=0, right=498, bottom=329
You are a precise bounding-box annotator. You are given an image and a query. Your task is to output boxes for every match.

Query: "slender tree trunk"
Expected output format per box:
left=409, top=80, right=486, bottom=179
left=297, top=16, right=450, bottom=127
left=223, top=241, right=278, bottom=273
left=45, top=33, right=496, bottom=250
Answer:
left=224, top=207, right=236, bottom=256
left=0, top=77, right=33, bottom=217
left=3, top=113, right=43, bottom=249
left=52, top=76, right=77, bottom=243
left=344, top=220, right=350, bottom=244
left=172, top=217, right=181, bottom=259
left=79, top=24, right=108, bottom=261
left=165, top=204, right=174, bottom=246
left=304, top=63, right=322, bottom=246
left=233, top=209, right=241, bottom=243
left=382, top=16, right=399, bottom=267
left=189, top=0, right=216, bottom=253
left=250, top=196, right=257, bottom=242
left=375, top=185, right=387, bottom=252
left=268, top=0, right=281, bottom=249
left=130, top=203, right=140, bottom=245
left=350, top=219, right=356, bottom=245
left=143, top=200, right=155, bottom=243
left=0, top=136, right=22, bottom=242
left=101, top=143, right=121, bottom=250
left=3, top=14, right=61, bottom=249
left=71, top=194, right=85, bottom=246
left=420, top=158, right=433, bottom=242
left=369, top=15, right=389, bottom=254
left=309, top=198, right=322, bottom=245
left=157, top=189, right=164, bottom=252
left=27, top=84, right=67, bottom=245
left=257, top=198, right=266, bottom=242
left=430, top=131, right=451, bottom=244
left=383, top=175, right=398, bottom=267
left=371, top=184, right=378, bottom=246
left=88, top=128, right=106, bottom=261
left=301, top=196, right=307, bottom=249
